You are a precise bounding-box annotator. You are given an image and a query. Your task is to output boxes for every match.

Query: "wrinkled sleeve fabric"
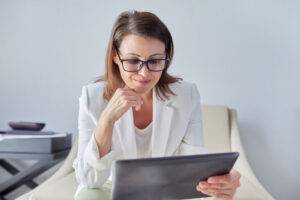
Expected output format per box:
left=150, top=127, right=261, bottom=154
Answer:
left=72, top=86, right=120, bottom=188
left=177, top=84, right=209, bottom=156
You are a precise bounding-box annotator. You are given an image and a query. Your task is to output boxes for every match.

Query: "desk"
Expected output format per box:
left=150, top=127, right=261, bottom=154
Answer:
left=0, top=134, right=71, bottom=200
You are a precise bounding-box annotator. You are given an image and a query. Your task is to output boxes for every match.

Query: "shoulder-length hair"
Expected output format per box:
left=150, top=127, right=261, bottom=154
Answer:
left=96, top=10, right=182, bottom=101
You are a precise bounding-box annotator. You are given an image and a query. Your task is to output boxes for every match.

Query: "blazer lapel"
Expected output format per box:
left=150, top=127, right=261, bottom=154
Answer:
left=114, top=108, right=137, bottom=159
left=152, top=89, right=175, bottom=157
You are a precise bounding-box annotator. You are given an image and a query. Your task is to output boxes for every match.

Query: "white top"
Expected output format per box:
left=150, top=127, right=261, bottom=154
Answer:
left=134, top=122, right=153, bottom=158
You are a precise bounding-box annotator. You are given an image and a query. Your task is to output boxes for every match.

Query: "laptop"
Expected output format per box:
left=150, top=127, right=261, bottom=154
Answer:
left=112, top=152, right=239, bottom=200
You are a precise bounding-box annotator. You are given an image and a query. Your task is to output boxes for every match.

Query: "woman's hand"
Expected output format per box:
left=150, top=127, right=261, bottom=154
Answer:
left=95, top=86, right=143, bottom=157
left=100, top=86, right=143, bottom=125
left=196, top=169, right=241, bottom=200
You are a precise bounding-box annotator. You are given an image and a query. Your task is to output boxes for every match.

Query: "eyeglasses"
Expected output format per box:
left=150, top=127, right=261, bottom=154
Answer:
left=115, top=50, right=168, bottom=72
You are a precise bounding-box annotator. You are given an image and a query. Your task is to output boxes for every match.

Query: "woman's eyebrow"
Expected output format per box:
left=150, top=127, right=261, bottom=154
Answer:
left=125, top=53, right=165, bottom=57
left=149, top=53, right=165, bottom=57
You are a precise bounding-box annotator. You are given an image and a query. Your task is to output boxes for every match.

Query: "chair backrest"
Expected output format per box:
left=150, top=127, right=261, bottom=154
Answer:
left=201, top=105, right=231, bottom=153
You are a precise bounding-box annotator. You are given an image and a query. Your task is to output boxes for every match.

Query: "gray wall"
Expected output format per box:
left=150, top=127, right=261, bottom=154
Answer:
left=0, top=0, right=299, bottom=199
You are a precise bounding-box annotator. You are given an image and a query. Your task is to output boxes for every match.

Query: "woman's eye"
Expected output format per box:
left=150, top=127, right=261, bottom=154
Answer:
left=148, top=60, right=159, bottom=65
left=127, top=59, right=140, bottom=65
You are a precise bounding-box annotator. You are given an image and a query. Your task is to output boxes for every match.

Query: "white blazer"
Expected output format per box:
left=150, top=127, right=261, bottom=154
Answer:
left=73, top=80, right=209, bottom=195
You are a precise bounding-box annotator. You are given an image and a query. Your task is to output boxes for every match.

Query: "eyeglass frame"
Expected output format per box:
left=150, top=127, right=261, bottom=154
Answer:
left=115, top=48, right=169, bottom=72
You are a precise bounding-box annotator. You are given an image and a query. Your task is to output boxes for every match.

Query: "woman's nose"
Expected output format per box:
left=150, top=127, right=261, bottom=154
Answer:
left=138, top=63, right=150, bottom=77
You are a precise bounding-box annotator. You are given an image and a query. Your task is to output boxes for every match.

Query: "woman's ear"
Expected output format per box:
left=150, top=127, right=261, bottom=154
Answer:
left=112, top=50, right=119, bottom=65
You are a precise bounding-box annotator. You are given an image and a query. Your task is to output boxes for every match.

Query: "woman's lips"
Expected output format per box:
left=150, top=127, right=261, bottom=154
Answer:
left=135, top=79, right=151, bottom=85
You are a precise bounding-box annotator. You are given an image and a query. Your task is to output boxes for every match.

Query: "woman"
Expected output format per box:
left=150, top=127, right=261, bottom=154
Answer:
left=73, top=10, right=241, bottom=200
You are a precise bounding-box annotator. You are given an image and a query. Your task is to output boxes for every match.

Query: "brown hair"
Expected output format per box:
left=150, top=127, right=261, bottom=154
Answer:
left=96, top=10, right=182, bottom=101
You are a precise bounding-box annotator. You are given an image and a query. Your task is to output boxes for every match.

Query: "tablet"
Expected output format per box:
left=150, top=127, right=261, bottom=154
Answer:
left=112, top=152, right=239, bottom=200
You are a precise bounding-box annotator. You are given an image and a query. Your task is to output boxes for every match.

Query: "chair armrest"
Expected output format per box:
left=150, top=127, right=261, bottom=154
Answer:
left=45, top=136, right=78, bottom=183
left=16, top=137, right=78, bottom=200
left=229, top=109, right=274, bottom=200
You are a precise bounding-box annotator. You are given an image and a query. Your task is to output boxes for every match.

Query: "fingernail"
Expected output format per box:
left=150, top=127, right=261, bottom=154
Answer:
left=199, top=183, right=206, bottom=187
left=208, top=178, right=215, bottom=183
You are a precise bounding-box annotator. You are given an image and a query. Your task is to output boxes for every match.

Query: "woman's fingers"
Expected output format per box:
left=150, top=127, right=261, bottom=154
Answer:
left=122, top=100, right=141, bottom=108
left=122, top=94, right=142, bottom=102
left=197, top=185, right=235, bottom=195
left=119, top=85, right=143, bottom=110
left=196, top=170, right=241, bottom=200
left=207, top=169, right=241, bottom=185
left=122, top=99, right=142, bottom=111
left=197, top=181, right=236, bottom=190
left=121, top=91, right=143, bottom=105
left=104, top=85, right=144, bottom=123
left=197, top=185, right=234, bottom=200
left=115, top=93, right=142, bottom=111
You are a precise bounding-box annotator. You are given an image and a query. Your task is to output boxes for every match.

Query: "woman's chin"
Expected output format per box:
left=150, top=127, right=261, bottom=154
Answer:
left=130, top=85, right=152, bottom=95
left=127, top=80, right=154, bottom=94
left=132, top=87, right=148, bottom=94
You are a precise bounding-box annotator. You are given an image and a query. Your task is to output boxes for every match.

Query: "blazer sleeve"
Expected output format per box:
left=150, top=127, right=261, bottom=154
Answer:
left=176, top=84, right=209, bottom=155
left=72, top=86, right=121, bottom=188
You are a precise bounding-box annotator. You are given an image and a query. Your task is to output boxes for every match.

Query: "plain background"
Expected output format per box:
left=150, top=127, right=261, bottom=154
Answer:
left=0, top=0, right=299, bottom=199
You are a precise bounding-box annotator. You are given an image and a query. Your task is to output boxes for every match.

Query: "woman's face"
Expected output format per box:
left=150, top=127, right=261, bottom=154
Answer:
left=113, top=34, right=166, bottom=96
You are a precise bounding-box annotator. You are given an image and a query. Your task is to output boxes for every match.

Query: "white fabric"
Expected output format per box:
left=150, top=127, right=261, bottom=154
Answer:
left=135, top=122, right=153, bottom=158
left=72, top=80, right=209, bottom=197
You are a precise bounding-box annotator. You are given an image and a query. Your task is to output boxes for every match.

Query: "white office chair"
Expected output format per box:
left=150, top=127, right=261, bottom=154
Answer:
left=17, top=105, right=274, bottom=200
